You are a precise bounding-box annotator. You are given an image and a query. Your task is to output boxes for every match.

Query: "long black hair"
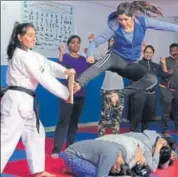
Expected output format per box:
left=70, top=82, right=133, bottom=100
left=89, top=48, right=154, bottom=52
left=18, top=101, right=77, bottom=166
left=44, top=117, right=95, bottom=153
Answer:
left=117, top=1, right=163, bottom=17
left=7, top=22, right=35, bottom=60
left=158, top=145, right=172, bottom=168
left=109, top=163, right=135, bottom=176
left=162, top=134, right=177, bottom=151
left=161, top=134, right=177, bottom=166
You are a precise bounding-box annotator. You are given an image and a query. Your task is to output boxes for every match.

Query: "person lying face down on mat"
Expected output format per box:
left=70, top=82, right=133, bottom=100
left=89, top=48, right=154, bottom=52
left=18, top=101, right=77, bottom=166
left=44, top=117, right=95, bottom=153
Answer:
left=97, top=130, right=177, bottom=173
left=60, top=139, right=144, bottom=177
left=123, top=130, right=177, bottom=168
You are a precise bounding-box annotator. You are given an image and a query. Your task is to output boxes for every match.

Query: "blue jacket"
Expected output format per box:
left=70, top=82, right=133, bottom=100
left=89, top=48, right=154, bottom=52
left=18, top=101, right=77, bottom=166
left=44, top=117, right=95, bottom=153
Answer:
left=87, top=11, right=178, bottom=62
left=109, top=12, right=146, bottom=61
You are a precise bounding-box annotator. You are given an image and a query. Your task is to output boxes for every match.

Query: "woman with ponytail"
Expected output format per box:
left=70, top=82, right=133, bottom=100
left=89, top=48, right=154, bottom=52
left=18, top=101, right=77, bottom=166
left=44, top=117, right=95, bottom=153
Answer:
left=1, top=22, right=75, bottom=177
left=73, top=1, right=178, bottom=99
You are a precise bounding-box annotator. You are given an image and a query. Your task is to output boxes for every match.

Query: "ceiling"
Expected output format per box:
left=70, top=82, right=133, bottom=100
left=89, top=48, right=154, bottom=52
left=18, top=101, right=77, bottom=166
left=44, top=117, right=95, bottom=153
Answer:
left=89, top=0, right=178, bottom=9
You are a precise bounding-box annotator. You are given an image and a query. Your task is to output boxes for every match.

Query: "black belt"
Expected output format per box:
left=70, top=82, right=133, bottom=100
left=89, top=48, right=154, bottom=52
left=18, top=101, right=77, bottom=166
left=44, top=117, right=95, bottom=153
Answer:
left=8, top=86, right=40, bottom=133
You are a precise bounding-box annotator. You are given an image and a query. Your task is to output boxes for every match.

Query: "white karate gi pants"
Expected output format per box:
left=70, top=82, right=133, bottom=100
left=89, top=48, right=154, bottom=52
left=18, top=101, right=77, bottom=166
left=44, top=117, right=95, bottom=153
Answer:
left=1, top=90, right=45, bottom=174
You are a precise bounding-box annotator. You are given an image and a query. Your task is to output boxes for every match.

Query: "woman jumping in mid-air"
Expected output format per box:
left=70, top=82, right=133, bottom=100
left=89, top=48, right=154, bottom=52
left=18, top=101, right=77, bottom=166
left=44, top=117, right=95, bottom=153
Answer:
left=74, top=1, right=178, bottom=97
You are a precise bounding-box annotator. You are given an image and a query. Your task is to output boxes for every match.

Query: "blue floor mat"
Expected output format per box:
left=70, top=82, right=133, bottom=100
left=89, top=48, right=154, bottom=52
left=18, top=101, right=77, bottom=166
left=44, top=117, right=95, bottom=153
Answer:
left=121, top=120, right=176, bottom=131
left=171, top=134, right=178, bottom=140
left=9, top=149, right=26, bottom=162
left=1, top=174, right=15, bottom=177
left=46, top=131, right=97, bottom=140
left=46, top=131, right=55, bottom=137
left=75, top=132, right=97, bottom=141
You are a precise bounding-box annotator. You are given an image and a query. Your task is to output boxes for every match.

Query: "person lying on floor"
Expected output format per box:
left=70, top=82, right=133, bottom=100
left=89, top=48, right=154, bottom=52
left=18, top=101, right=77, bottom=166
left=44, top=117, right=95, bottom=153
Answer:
left=96, top=130, right=177, bottom=172
left=123, top=130, right=177, bottom=168
left=96, top=134, right=164, bottom=173
left=59, top=139, right=144, bottom=177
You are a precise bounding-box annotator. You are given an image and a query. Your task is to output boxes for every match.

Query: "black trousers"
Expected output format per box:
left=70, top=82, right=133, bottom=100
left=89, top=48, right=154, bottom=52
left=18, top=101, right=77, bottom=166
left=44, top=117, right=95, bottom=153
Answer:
left=76, top=51, right=157, bottom=96
left=52, top=96, right=85, bottom=154
left=160, top=87, right=178, bottom=132
left=129, top=91, right=156, bottom=132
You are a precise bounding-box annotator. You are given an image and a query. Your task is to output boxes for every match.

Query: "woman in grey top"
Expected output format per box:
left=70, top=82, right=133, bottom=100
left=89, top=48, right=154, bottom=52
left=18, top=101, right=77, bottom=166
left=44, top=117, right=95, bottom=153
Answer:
left=97, top=130, right=177, bottom=172
left=60, top=139, right=129, bottom=177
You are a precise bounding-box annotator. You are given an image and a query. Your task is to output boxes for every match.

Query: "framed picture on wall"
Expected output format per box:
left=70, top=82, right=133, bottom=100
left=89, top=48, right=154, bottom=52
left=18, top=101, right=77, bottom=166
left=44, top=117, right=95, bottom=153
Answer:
left=22, top=1, right=75, bottom=58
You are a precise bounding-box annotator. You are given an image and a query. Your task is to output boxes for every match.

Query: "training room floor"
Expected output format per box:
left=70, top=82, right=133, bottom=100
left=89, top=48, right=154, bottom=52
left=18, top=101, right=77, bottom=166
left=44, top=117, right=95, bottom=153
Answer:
left=2, top=122, right=178, bottom=177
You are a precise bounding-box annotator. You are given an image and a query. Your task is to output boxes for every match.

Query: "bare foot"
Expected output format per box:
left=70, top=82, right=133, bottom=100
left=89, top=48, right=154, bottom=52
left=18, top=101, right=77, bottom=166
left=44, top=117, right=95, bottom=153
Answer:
left=66, top=95, right=74, bottom=104
left=51, top=153, right=59, bottom=159
left=66, top=96, right=70, bottom=104
left=34, top=171, right=56, bottom=177
left=73, top=82, right=81, bottom=93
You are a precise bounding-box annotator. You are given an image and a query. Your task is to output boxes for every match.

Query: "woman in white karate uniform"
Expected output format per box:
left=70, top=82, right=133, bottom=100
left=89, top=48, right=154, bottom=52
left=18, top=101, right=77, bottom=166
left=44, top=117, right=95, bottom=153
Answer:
left=1, top=22, right=75, bottom=177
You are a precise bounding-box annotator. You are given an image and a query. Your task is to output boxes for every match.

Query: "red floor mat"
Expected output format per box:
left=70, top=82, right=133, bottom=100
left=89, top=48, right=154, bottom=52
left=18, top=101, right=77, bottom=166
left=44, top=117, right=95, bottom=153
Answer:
left=4, top=150, right=178, bottom=177
left=4, top=126, right=178, bottom=177
left=152, top=159, right=178, bottom=177
left=4, top=156, right=69, bottom=177
left=16, top=138, right=66, bottom=155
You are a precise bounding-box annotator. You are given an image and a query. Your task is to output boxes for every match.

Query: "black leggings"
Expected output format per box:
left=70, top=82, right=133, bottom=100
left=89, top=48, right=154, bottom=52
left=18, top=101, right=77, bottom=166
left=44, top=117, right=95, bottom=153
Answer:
left=160, top=87, right=178, bottom=131
left=52, top=97, right=85, bottom=154
left=76, top=51, right=157, bottom=96
left=129, top=92, right=156, bottom=132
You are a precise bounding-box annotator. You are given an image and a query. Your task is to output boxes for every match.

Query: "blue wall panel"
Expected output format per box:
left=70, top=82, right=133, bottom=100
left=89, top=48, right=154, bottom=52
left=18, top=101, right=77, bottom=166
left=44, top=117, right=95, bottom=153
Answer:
left=1, top=59, right=162, bottom=127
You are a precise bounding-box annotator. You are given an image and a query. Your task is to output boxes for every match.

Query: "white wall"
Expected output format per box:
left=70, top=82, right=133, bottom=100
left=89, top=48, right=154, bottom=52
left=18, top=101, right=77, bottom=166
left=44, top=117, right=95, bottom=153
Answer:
left=1, top=1, right=178, bottom=65
left=1, top=1, right=22, bottom=65
left=1, top=1, right=111, bottom=65
left=144, top=3, right=178, bottom=63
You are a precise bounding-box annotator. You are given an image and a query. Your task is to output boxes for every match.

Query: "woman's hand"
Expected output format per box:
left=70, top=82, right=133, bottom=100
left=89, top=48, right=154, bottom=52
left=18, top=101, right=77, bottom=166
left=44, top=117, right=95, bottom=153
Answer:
left=155, top=138, right=167, bottom=153
left=86, top=56, right=95, bottom=64
left=160, top=57, right=166, bottom=65
left=58, top=44, right=65, bottom=54
left=88, top=33, right=96, bottom=41
left=170, top=151, right=177, bottom=161
left=111, top=92, right=119, bottom=105
left=64, top=68, right=76, bottom=77
left=134, top=145, right=146, bottom=165
left=58, top=44, right=66, bottom=62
